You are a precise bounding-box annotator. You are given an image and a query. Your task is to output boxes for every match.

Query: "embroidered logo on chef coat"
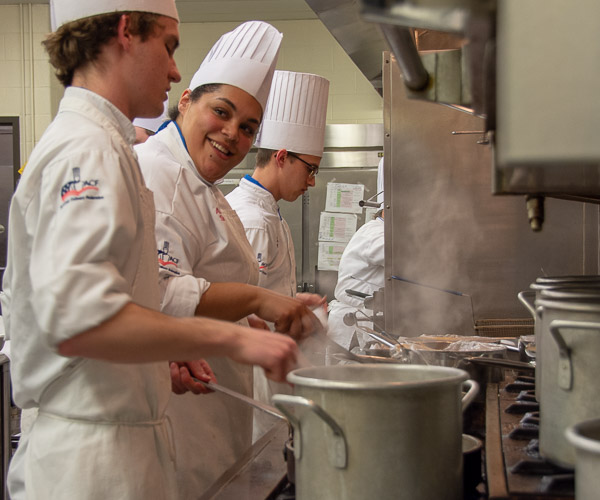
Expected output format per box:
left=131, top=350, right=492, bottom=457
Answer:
left=215, top=207, right=226, bottom=222
left=60, top=167, right=103, bottom=207
left=257, top=253, right=267, bottom=275
left=158, top=241, right=181, bottom=275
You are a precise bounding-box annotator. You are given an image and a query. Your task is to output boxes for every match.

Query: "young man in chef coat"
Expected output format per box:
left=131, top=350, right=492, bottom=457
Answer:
left=0, top=1, right=301, bottom=498
left=226, top=70, right=329, bottom=437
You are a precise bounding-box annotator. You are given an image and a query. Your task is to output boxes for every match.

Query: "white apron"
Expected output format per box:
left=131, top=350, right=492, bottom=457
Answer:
left=136, top=123, right=259, bottom=498
left=4, top=88, right=175, bottom=499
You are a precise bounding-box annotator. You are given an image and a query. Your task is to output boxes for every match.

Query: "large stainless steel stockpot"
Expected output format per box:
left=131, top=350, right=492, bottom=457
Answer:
left=565, top=417, right=600, bottom=500
left=518, top=275, right=600, bottom=402
left=536, top=289, right=600, bottom=467
left=273, top=364, right=478, bottom=500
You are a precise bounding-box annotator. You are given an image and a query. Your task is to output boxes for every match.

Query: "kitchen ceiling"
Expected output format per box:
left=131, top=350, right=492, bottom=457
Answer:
left=0, top=0, right=319, bottom=22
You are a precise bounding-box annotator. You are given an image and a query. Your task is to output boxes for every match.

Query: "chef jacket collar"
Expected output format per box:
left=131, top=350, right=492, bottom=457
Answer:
left=242, top=174, right=282, bottom=220
left=243, top=174, right=269, bottom=192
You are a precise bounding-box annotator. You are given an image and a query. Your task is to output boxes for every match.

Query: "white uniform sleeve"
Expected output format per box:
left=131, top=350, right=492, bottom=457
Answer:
left=364, top=224, right=385, bottom=268
left=31, top=149, right=137, bottom=346
left=154, top=211, right=211, bottom=317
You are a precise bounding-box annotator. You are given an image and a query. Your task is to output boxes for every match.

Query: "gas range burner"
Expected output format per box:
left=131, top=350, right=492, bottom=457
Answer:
left=505, top=400, right=539, bottom=414
left=508, top=412, right=541, bottom=440
left=487, top=377, right=575, bottom=498
left=504, top=380, right=535, bottom=393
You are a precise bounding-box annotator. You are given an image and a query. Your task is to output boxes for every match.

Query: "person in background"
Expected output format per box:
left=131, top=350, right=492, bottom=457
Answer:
left=135, top=22, right=323, bottom=497
left=0, top=3, right=300, bottom=499
left=133, top=97, right=169, bottom=144
left=226, top=70, right=329, bottom=438
left=327, top=158, right=385, bottom=352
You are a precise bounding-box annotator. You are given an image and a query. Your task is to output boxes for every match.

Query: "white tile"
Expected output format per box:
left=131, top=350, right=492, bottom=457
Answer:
left=0, top=60, right=23, bottom=87
left=0, top=6, right=22, bottom=34
left=0, top=87, right=23, bottom=115
left=32, top=5, right=50, bottom=33
left=4, top=34, right=22, bottom=61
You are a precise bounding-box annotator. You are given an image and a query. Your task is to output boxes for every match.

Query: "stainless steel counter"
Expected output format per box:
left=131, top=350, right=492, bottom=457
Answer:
left=200, top=421, right=289, bottom=500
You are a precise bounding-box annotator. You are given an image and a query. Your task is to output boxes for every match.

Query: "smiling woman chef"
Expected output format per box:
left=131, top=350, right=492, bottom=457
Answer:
left=134, top=21, right=324, bottom=497
left=0, top=2, right=301, bottom=499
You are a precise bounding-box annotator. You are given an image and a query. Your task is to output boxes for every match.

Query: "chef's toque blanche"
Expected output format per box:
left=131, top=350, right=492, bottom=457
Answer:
left=133, top=98, right=169, bottom=133
left=50, top=0, right=179, bottom=31
left=254, top=71, right=329, bottom=157
left=189, top=21, right=283, bottom=112
left=377, top=157, right=384, bottom=205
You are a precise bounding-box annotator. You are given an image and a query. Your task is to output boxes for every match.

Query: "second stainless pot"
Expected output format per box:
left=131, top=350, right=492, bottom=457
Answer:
left=273, top=364, right=478, bottom=500
left=536, top=289, right=600, bottom=467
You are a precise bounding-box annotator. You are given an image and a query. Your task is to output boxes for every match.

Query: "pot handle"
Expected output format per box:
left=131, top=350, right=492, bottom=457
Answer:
left=272, top=394, right=348, bottom=469
left=548, top=319, right=600, bottom=391
left=517, top=290, right=536, bottom=318
left=461, top=379, right=479, bottom=412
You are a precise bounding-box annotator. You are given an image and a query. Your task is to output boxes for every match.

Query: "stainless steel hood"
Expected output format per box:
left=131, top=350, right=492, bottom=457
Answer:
left=303, top=0, right=389, bottom=95
left=308, top=0, right=600, bottom=230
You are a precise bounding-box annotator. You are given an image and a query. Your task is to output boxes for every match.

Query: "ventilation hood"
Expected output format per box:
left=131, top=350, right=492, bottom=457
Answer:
left=303, top=0, right=389, bottom=95
left=308, top=0, right=600, bottom=227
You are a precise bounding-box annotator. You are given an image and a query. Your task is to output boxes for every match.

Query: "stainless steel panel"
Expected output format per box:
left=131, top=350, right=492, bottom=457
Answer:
left=383, top=52, right=598, bottom=337
left=494, top=0, right=600, bottom=196
left=0, top=118, right=20, bottom=290
left=1, top=355, right=10, bottom=500
left=304, top=0, right=389, bottom=94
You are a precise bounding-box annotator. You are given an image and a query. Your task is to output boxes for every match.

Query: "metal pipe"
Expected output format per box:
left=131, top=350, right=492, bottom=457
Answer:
left=379, top=24, right=429, bottom=91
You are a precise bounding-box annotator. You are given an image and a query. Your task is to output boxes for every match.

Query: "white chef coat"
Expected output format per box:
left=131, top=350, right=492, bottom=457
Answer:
left=328, top=217, right=385, bottom=350
left=226, top=175, right=296, bottom=440
left=226, top=175, right=297, bottom=297
left=136, top=121, right=258, bottom=498
left=0, top=87, right=175, bottom=499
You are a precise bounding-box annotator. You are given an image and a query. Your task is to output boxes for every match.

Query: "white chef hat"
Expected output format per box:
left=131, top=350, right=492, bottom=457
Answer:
left=254, top=71, right=330, bottom=157
left=377, top=157, right=384, bottom=205
left=133, top=98, right=169, bottom=133
left=189, top=21, right=283, bottom=112
left=50, top=0, right=179, bottom=31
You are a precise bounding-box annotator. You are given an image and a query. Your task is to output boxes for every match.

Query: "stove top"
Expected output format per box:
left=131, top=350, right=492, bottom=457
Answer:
left=485, top=376, right=574, bottom=499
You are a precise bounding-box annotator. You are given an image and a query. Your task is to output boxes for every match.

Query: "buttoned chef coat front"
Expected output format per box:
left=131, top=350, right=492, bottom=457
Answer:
left=226, top=175, right=297, bottom=297
left=0, top=87, right=175, bottom=500
left=135, top=121, right=259, bottom=498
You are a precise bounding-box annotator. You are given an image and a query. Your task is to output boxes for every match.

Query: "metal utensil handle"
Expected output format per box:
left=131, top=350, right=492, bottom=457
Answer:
left=464, top=357, right=536, bottom=372
left=272, top=394, right=348, bottom=469
left=548, top=319, right=600, bottom=391
left=366, top=331, right=395, bottom=348
left=461, top=379, right=479, bottom=412
left=194, top=378, right=286, bottom=421
left=517, top=290, right=536, bottom=318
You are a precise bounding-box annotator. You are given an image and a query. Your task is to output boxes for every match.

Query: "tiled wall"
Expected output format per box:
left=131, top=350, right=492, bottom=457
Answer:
left=0, top=4, right=61, bottom=166
left=0, top=6, right=383, bottom=163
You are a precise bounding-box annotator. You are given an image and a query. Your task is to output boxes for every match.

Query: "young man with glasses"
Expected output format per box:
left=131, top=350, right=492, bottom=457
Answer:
left=227, top=71, right=329, bottom=298
left=226, top=70, right=329, bottom=438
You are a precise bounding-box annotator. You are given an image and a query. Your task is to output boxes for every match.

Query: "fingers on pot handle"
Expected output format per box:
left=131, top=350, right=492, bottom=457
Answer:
left=461, top=379, right=480, bottom=412
left=272, top=394, right=348, bottom=469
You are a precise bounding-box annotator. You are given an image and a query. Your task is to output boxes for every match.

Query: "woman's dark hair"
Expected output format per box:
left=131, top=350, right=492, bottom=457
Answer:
left=43, top=12, right=161, bottom=87
left=168, top=84, right=223, bottom=121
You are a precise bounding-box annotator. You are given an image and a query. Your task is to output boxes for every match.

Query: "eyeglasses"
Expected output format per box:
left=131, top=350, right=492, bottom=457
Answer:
left=287, top=152, right=319, bottom=178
